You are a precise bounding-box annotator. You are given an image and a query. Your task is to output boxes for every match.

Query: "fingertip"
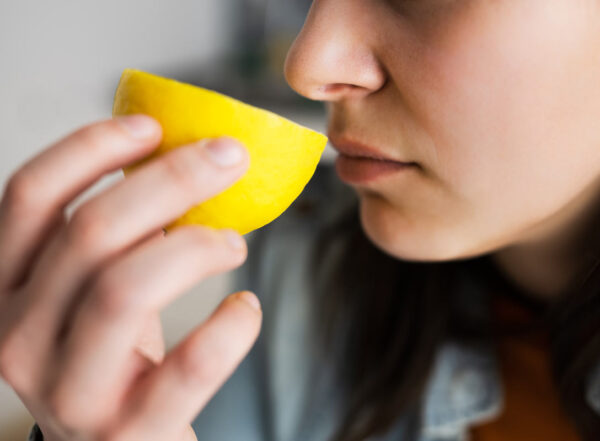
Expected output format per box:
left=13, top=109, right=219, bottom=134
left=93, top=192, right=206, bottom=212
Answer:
left=217, top=135, right=246, bottom=150
left=214, top=136, right=250, bottom=169
left=236, top=290, right=261, bottom=312
left=220, top=228, right=246, bottom=252
left=115, top=114, right=163, bottom=140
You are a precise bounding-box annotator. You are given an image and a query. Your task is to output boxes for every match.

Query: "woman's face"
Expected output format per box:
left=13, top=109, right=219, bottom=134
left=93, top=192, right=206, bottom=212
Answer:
left=284, top=0, right=600, bottom=261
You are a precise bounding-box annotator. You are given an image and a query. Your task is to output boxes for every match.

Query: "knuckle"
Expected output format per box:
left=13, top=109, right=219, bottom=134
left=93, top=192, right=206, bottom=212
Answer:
left=0, top=327, right=37, bottom=396
left=90, top=270, right=135, bottom=318
left=178, top=341, right=225, bottom=386
left=2, top=169, right=40, bottom=214
left=161, top=149, right=203, bottom=193
left=0, top=330, right=34, bottom=396
left=44, top=382, right=114, bottom=435
left=45, top=388, right=80, bottom=431
left=67, top=204, right=110, bottom=253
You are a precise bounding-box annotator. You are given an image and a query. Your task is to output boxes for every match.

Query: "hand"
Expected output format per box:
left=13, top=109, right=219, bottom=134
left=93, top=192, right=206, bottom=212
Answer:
left=0, top=115, right=262, bottom=441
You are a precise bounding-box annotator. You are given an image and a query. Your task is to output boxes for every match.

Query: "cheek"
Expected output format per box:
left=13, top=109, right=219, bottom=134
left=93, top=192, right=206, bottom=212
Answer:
left=365, top=0, right=600, bottom=261
left=412, top=0, right=600, bottom=241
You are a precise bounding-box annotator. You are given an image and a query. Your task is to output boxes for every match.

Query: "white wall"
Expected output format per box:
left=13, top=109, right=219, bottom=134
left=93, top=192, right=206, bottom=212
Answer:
left=0, top=0, right=236, bottom=178
left=0, top=1, right=238, bottom=439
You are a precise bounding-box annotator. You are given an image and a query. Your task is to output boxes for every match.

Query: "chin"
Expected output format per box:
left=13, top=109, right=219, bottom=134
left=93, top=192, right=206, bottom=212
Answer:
left=357, top=195, right=483, bottom=263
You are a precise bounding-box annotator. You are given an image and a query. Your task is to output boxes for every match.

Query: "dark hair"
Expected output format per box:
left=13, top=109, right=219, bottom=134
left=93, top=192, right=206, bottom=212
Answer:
left=310, top=193, right=600, bottom=441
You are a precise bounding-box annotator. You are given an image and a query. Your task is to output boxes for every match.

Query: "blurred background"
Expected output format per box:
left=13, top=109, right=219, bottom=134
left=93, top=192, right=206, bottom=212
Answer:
left=0, top=1, right=333, bottom=439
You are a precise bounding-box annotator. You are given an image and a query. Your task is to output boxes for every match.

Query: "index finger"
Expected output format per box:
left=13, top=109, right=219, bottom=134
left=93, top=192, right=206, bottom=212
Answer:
left=0, top=115, right=162, bottom=291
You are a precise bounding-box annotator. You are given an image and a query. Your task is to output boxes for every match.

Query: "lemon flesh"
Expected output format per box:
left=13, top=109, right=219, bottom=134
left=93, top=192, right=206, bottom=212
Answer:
left=112, top=69, right=327, bottom=235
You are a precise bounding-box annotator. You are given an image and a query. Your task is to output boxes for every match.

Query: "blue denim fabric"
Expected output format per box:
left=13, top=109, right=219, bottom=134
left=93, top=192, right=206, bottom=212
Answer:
left=27, top=163, right=600, bottom=441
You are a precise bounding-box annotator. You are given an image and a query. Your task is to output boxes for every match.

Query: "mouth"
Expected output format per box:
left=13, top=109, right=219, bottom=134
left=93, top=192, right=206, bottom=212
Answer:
left=327, top=134, right=414, bottom=163
left=328, top=134, right=418, bottom=184
left=334, top=155, right=416, bottom=184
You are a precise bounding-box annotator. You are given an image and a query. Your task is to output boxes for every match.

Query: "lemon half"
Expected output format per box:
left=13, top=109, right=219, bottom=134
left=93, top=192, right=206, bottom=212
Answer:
left=112, top=69, right=327, bottom=235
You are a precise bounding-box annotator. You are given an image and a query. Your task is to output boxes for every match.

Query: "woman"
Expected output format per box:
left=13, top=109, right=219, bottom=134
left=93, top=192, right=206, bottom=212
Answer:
left=2, top=0, right=600, bottom=440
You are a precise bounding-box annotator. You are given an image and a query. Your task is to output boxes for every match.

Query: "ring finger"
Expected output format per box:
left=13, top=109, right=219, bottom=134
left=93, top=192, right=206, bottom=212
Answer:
left=43, top=224, right=247, bottom=430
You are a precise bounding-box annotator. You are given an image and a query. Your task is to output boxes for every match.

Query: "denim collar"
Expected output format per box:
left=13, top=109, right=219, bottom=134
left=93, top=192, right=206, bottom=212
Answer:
left=421, top=340, right=501, bottom=438
left=421, top=264, right=600, bottom=437
left=421, top=267, right=503, bottom=438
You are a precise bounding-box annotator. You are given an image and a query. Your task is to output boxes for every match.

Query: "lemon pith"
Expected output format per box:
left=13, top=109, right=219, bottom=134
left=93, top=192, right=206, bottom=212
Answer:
left=112, top=68, right=328, bottom=235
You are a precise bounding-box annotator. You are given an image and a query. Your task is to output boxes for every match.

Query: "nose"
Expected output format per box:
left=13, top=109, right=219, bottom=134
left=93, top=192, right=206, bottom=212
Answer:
left=283, top=0, right=387, bottom=102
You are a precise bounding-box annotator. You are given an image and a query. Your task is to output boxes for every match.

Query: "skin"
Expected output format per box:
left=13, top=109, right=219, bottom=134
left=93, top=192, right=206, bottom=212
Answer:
left=284, top=0, right=600, bottom=299
left=0, top=117, right=261, bottom=441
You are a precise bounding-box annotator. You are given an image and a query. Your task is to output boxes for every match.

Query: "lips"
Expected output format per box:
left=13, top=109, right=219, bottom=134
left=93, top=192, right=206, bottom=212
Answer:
left=328, top=134, right=419, bottom=184
left=334, top=155, right=415, bottom=184
left=327, top=135, right=415, bottom=165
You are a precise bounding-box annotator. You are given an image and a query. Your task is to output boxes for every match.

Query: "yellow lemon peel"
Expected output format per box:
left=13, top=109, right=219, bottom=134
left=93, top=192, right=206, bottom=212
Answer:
left=112, top=68, right=327, bottom=235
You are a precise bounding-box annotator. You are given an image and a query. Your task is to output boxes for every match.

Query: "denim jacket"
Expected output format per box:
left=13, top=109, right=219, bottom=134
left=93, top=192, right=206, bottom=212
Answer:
left=28, top=163, right=600, bottom=441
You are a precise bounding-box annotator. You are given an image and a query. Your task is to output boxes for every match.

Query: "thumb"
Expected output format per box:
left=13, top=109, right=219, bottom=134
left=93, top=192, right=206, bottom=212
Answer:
left=115, top=291, right=262, bottom=441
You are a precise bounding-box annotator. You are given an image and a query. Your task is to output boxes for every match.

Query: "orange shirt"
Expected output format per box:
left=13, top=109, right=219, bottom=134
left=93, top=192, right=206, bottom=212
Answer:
left=470, top=292, right=580, bottom=441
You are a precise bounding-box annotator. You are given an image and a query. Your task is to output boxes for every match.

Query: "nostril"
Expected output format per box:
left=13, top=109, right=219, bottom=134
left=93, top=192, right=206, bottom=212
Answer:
left=315, top=83, right=370, bottom=102
left=319, top=83, right=358, bottom=93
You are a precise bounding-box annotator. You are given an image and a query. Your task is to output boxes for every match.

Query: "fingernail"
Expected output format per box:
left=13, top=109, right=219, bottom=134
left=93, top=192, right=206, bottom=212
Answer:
left=116, top=114, right=158, bottom=139
left=222, top=229, right=245, bottom=251
left=237, top=291, right=261, bottom=311
left=205, top=137, right=245, bottom=167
